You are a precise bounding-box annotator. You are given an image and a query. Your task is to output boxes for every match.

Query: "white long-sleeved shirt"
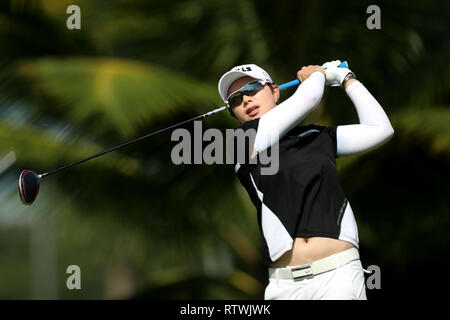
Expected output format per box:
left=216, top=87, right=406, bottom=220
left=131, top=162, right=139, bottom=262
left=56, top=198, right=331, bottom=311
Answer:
left=253, top=72, right=394, bottom=156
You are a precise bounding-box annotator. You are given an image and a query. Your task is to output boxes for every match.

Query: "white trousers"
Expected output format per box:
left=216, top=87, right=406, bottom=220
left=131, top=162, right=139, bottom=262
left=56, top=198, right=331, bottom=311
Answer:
left=264, top=260, right=367, bottom=300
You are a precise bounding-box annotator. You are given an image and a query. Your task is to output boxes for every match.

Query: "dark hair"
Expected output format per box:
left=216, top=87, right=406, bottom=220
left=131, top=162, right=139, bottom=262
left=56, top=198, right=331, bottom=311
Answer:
left=228, top=107, right=237, bottom=118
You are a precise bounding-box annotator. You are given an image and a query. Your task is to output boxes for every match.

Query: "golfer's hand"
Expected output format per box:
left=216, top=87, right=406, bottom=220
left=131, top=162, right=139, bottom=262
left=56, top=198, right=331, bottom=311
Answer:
left=297, top=65, right=326, bottom=82
left=323, top=60, right=352, bottom=86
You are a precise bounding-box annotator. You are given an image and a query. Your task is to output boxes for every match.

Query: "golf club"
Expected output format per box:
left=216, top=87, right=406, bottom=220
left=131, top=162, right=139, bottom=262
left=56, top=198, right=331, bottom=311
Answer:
left=18, top=61, right=349, bottom=205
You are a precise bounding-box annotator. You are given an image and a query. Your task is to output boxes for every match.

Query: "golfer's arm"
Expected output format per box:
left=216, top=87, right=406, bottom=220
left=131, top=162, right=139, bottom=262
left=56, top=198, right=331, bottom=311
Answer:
left=336, top=81, right=394, bottom=156
left=252, top=72, right=325, bottom=155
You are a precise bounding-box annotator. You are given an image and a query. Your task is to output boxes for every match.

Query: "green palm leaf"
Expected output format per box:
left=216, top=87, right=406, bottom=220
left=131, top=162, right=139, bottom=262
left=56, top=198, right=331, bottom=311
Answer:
left=392, top=107, right=450, bottom=156
left=0, top=118, right=138, bottom=175
left=17, top=58, right=221, bottom=137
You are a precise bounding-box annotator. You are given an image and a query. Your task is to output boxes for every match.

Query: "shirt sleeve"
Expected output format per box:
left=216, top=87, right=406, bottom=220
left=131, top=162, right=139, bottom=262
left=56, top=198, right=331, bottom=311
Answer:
left=336, top=81, right=394, bottom=156
left=253, top=72, right=325, bottom=154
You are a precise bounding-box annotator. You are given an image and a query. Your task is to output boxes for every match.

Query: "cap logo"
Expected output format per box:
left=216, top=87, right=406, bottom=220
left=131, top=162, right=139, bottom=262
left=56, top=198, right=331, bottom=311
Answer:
left=235, top=66, right=252, bottom=72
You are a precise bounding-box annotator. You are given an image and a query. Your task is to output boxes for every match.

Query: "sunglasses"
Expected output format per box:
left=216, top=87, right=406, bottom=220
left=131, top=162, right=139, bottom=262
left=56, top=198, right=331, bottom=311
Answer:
left=226, top=80, right=270, bottom=109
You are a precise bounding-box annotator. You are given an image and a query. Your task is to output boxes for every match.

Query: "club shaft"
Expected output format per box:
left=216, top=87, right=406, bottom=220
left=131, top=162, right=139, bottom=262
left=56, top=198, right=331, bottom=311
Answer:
left=40, top=106, right=227, bottom=178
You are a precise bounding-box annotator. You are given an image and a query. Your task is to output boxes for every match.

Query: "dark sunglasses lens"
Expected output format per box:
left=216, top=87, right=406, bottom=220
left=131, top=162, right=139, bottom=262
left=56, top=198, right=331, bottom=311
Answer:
left=228, top=94, right=243, bottom=108
left=242, top=89, right=259, bottom=97
left=227, top=81, right=266, bottom=108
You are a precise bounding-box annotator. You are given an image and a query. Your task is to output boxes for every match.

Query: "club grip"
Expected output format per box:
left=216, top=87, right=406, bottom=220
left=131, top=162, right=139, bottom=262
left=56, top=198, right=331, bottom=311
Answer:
left=278, top=61, right=349, bottom=91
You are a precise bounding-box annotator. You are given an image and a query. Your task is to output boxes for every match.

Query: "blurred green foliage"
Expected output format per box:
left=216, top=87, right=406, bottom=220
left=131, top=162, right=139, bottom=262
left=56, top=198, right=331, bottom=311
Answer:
left=0, top=0, right=448, bottom=299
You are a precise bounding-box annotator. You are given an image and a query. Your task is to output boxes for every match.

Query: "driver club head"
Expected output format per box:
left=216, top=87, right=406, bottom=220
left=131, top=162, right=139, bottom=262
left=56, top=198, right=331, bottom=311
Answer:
left=18, top=170, right=41, bottom=205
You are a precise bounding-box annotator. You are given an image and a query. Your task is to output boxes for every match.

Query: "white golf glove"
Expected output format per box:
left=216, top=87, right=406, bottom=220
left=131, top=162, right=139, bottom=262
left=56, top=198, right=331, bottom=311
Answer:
left=322, top=60, right=352, bottom=86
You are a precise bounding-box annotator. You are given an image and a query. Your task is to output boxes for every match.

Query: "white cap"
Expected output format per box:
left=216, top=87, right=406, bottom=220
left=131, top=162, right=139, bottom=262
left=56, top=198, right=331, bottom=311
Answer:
left=218, top=64, right=273, bottom=103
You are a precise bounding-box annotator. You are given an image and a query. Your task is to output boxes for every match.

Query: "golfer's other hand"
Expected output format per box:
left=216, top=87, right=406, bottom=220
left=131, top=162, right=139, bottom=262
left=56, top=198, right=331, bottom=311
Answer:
left=297, top=65, right=326, bottom=82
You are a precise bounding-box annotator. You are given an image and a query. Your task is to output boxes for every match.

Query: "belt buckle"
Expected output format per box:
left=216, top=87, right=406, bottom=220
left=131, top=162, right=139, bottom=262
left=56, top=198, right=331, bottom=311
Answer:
left=291, top=264, right=313, bottom=281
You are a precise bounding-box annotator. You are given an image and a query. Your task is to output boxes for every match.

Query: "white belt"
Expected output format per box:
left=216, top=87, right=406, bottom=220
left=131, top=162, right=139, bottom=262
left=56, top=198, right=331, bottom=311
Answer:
left=268, top=247, right=360, bottom=281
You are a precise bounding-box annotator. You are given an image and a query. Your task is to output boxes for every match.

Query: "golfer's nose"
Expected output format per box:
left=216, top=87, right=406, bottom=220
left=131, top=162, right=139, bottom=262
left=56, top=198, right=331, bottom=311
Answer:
left=242, top=95, right=253, bottom=106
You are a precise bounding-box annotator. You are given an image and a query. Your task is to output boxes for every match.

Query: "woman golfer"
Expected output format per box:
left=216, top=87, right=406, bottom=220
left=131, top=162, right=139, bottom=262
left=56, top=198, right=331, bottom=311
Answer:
left=217, top=60, right=394, bottom=300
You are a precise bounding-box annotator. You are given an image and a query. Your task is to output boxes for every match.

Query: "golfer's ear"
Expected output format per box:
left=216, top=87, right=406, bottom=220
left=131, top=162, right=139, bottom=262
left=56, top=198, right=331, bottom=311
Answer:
left=271, top=84, right=280, bottom=103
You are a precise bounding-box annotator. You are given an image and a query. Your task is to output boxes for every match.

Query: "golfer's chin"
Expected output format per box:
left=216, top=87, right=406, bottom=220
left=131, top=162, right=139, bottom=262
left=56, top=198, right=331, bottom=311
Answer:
left=240, top=115, right=260, bottom=124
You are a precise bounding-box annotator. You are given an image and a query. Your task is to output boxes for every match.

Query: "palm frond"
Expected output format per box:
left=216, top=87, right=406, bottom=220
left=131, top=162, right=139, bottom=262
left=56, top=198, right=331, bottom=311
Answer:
left=17, top=57, right=220, bottom=137
left=392, top=107, right=450, bottom=157
left=0, top=119, right=138, bottom=175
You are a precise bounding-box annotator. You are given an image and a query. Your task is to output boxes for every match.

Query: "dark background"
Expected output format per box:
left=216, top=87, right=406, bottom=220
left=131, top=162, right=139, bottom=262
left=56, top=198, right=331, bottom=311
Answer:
left=0, top=0, right=448, bottom=300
